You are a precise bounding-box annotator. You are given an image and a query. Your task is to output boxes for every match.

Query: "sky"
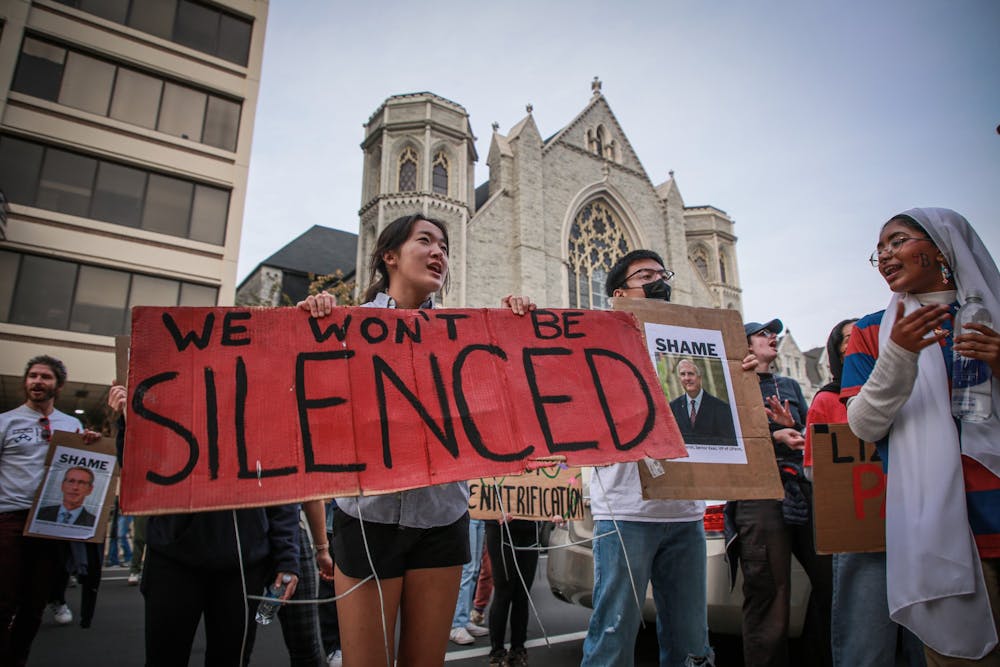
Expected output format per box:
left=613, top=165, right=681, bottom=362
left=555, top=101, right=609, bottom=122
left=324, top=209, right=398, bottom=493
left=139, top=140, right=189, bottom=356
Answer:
left=238, top=0, right=1000, bottom=352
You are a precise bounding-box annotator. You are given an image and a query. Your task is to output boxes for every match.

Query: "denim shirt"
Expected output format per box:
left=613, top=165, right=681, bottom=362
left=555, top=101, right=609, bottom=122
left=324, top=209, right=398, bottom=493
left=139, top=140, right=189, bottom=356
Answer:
left=334, top=292, right=470, bottom=528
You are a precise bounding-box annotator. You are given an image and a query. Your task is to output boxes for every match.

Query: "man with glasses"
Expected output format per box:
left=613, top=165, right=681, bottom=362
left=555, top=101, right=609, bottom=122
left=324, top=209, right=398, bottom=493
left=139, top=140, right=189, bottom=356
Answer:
left=582, top=249, right=717, bottom=667
left=37, top=467, right=98, bottom=527
left=669, top=359, right=739, bottom=447
left=0, top=355, right=93, bottom=664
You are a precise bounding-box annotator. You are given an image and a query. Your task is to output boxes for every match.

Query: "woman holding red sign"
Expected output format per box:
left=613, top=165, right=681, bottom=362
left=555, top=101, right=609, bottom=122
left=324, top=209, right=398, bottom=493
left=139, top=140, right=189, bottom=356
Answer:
left=299, top=213, right=531, bottom=667
left=842, top=208, right=1000, bottom=665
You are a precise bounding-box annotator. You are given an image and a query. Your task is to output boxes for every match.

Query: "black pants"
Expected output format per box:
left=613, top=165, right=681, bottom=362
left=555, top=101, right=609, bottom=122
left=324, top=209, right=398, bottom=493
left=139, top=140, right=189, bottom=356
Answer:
left=732, top=499, right=832, bottom=667
left=485, top=521, right=539, bottom=654
left=141, top=549, right=269, bottom=667
left=317, top=530, right=341, bottom=656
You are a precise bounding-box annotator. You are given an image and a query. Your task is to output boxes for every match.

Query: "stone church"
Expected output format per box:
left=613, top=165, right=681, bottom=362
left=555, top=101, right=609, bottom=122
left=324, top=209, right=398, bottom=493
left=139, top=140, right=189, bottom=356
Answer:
left=356, top=80, right=742, bottom=312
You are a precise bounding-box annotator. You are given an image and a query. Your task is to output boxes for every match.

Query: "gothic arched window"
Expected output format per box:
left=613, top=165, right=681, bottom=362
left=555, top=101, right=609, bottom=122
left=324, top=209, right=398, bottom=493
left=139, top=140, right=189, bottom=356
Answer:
left=567, top=199, right=632, bottom=310
left=593, top=127, right=605, bottom=158
left=692, top=248, right=709, bottom=281
left=432, top=151, right=448, bottom=196
left=719, top=255, right=727, bottom=283
left=398, top=146, right=417, bottom=191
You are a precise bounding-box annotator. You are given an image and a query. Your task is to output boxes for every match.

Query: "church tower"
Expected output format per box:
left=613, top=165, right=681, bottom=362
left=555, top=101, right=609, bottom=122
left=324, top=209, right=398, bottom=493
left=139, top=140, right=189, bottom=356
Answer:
left=681, top=203, right=743, bottom=312
left=358, top=93, right=477, bottom=305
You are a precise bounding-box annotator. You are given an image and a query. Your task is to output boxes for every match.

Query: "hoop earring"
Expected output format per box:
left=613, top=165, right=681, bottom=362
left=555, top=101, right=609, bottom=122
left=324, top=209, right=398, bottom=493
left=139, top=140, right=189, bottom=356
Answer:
left=940, top=263, right=952, bottom=285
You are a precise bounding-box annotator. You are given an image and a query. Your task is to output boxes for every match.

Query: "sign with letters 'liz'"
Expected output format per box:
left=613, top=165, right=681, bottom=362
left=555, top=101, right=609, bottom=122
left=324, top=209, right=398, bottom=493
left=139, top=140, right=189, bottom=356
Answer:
left=122, top=307, right=688, bottom=514
left=811, top=423, right=886, bottom=554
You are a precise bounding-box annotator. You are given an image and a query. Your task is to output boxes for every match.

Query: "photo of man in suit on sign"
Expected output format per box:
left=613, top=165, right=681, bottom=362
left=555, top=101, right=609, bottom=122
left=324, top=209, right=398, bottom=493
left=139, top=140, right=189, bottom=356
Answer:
left=668, top=359, right=738, bottom=447
left=37, top=466, right=97, bottom=527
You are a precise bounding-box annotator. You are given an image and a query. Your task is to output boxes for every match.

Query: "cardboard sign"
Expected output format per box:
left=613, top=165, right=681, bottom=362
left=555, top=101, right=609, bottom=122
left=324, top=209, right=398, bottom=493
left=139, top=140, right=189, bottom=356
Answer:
left=25, top=431, right=118, bottom=543
left=122, top=306, right=687, bottom=514
left=811, top=423, right=886, bottom=554
left=469, top=464, right=585, bottom=521
left=615, top=299, right=783, bottom=501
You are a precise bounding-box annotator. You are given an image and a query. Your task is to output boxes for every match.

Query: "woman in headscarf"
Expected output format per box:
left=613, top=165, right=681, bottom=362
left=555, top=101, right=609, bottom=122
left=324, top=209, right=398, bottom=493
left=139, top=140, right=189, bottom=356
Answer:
left=842, top=208, right=1000, bottom=665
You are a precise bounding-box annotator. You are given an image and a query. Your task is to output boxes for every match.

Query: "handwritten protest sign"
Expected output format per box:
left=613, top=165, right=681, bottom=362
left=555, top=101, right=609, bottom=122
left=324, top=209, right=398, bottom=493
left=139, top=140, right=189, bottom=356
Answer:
left=616, top=299, right=783, bottom=501
left=811, top=423, right=886, bottom=554
left=122, top=306, right=687, bottom=514
left=25, top=432, right=118, bottom=543
left=469, top=465, right=585, bottom=521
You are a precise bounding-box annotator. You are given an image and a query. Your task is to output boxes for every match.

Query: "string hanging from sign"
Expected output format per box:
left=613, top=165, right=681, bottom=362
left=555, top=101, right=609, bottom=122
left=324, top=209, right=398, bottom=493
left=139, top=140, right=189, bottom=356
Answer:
left=491, top=481, right=552, bottom=649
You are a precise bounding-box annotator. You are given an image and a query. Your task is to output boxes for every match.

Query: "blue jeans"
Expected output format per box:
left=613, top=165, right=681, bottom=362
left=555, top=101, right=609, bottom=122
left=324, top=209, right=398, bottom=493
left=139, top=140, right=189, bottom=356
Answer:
left=582, top=519, right=711, bottom=667
left=452, top=519, right=485, bottom=628
left=107, top=515, right=133, bottom=565
left=832, top=552, right=925, bottom=667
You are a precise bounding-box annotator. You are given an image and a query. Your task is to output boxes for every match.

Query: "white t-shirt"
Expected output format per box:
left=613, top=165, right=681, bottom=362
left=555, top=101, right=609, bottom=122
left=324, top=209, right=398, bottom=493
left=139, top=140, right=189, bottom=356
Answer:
left=588, top=461, right=705, bottom=523
left=0, top=404, right=83, bottom=512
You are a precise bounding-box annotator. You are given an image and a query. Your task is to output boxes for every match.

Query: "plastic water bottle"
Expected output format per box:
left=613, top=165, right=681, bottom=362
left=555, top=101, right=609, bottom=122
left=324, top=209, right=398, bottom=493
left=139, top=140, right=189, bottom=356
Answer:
left=952, top=291, right=994, bottom=422
left=255, top=574, right=292, bottom=625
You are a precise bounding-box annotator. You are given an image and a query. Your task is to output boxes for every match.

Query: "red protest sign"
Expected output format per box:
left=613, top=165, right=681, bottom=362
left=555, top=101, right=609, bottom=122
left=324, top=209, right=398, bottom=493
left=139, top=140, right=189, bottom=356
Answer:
left=122, top=306, right=687, bottom=514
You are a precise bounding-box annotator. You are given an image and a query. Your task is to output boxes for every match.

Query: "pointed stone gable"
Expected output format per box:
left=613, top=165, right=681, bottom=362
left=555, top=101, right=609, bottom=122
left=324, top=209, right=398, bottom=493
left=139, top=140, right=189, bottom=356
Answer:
left=543, top=95, right=649, bottom=179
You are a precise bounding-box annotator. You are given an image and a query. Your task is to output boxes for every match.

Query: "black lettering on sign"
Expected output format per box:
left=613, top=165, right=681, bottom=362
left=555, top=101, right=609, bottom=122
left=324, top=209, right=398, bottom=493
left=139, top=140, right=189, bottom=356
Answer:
left=373, top=354, right=457, bottom=468
left=453, top=344, right=534, bottom=462
left=162, top=312, right=214, bottom=351
left=221, top=311, right=251, bottom=346
left=294, top=351, right=364, bottom=473
left=585, top=348, right=655, bottom=451
left=235, top=357, right=296, bottom=479
left=132, top=372, right=198, bottom=485
left=523, top=348, right=598, bottom=453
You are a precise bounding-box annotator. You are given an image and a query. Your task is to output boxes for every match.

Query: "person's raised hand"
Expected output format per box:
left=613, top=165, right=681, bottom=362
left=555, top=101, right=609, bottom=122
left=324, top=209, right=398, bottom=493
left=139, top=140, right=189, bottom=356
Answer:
left=502, top=294, right=536, bottom=317
left=955, top=322, right=1000, bottom=377
left=889, top=302, right=951, bottom=354
left=297, top=292, right=337, bottom=319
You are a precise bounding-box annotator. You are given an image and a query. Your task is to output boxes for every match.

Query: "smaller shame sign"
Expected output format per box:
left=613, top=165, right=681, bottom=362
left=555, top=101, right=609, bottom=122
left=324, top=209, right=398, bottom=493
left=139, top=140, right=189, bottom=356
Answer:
left=811, top=423, right=886, bottom=554
left=469, top=464, right=584, bottom=521
left=122, top=306, right=687, bottom=514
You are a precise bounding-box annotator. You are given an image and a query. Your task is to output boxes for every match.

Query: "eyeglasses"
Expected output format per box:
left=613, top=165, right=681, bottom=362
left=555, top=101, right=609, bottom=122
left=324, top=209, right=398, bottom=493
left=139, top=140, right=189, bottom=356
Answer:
left=753, top=330, right=778, bottom=339
left=868, top=236, right=932, bottom=267
left=39, top=416, right=51, bottom=441
left=620, top=267, right=675, bottom=288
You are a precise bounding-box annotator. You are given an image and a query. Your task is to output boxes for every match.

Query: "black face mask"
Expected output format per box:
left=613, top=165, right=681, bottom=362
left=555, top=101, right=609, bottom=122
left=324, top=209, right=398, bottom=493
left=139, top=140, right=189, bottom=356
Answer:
left=642, top=279, right=672, bottom=302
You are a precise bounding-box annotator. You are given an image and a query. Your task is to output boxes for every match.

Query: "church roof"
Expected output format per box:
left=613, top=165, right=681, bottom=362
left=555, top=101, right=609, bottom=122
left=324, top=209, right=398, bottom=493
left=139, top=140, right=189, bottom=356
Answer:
left=259, top=225, right=358, bottom=278
left=804, top=347, right=825, bottom=385
left=475, top=182, right=491, bottom=209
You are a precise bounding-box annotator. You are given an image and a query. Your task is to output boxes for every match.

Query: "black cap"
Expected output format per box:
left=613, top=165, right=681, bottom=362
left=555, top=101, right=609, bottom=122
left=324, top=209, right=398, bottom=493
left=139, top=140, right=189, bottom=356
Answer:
left=744, top=318, right=784, bottom=337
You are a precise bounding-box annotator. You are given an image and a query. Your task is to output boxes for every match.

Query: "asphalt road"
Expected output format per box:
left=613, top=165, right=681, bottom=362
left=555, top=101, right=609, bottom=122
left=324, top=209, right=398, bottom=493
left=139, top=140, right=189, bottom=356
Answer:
left=27, top=556, right=693, bottom=667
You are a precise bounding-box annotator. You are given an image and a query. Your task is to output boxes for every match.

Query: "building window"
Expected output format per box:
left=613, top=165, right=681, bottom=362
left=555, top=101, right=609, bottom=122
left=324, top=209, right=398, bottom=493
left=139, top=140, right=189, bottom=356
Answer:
left=587, top=125, right=618, bottom=161
left=692, top=248, right=709, bottom=280
left=398, top=146, right=417, bottom=192
left=432, top=152, right=448, bottom=196
left=0, top=135, right=230, bottom=245
left=0, top=249, right=218, bottom=336
left=567, top=199, right=631, bottom=310
left=13, top=36, right=242, bottom=151
left=52, top=0, right=252, bottom=66
left=719, top=256, right=727, bottom=283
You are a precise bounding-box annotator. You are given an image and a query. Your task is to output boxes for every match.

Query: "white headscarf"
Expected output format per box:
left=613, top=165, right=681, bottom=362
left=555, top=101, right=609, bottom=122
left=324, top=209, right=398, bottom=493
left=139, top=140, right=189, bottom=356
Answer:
left=880, top=207, right=1000, bottom=659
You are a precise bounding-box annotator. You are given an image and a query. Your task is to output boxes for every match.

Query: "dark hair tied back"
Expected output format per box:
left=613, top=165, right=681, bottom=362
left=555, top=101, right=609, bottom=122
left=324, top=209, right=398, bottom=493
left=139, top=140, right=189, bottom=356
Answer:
left=363, top=213, right=450, bottom=303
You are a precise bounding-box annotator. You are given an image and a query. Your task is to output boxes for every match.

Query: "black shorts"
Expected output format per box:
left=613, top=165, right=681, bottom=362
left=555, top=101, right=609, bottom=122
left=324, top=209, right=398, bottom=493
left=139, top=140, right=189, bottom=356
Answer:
left=332, top=509, right=470, bottom=579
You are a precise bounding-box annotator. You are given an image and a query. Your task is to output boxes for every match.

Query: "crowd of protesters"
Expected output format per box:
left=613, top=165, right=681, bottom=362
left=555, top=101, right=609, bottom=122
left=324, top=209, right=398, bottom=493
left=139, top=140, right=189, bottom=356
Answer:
left=2, top=208, right=997, bottom=667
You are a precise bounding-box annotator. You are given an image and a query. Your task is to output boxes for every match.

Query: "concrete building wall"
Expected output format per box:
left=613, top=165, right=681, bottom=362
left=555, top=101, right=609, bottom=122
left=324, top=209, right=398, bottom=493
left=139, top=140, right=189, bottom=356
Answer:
left=0, top=0, right=269, bottom=416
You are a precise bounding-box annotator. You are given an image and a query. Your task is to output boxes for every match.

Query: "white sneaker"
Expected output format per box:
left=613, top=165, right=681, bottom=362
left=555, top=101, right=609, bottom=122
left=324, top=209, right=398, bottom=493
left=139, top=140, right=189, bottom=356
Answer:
left=465, top=622, right=489, bottom=637
left=50, top=603, right=73, bottom=625
left=127, top=573, right=140, bottom=586
left=449, top=626, right=475, bottom=645
left=326, top=649, right=343, bottom=667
